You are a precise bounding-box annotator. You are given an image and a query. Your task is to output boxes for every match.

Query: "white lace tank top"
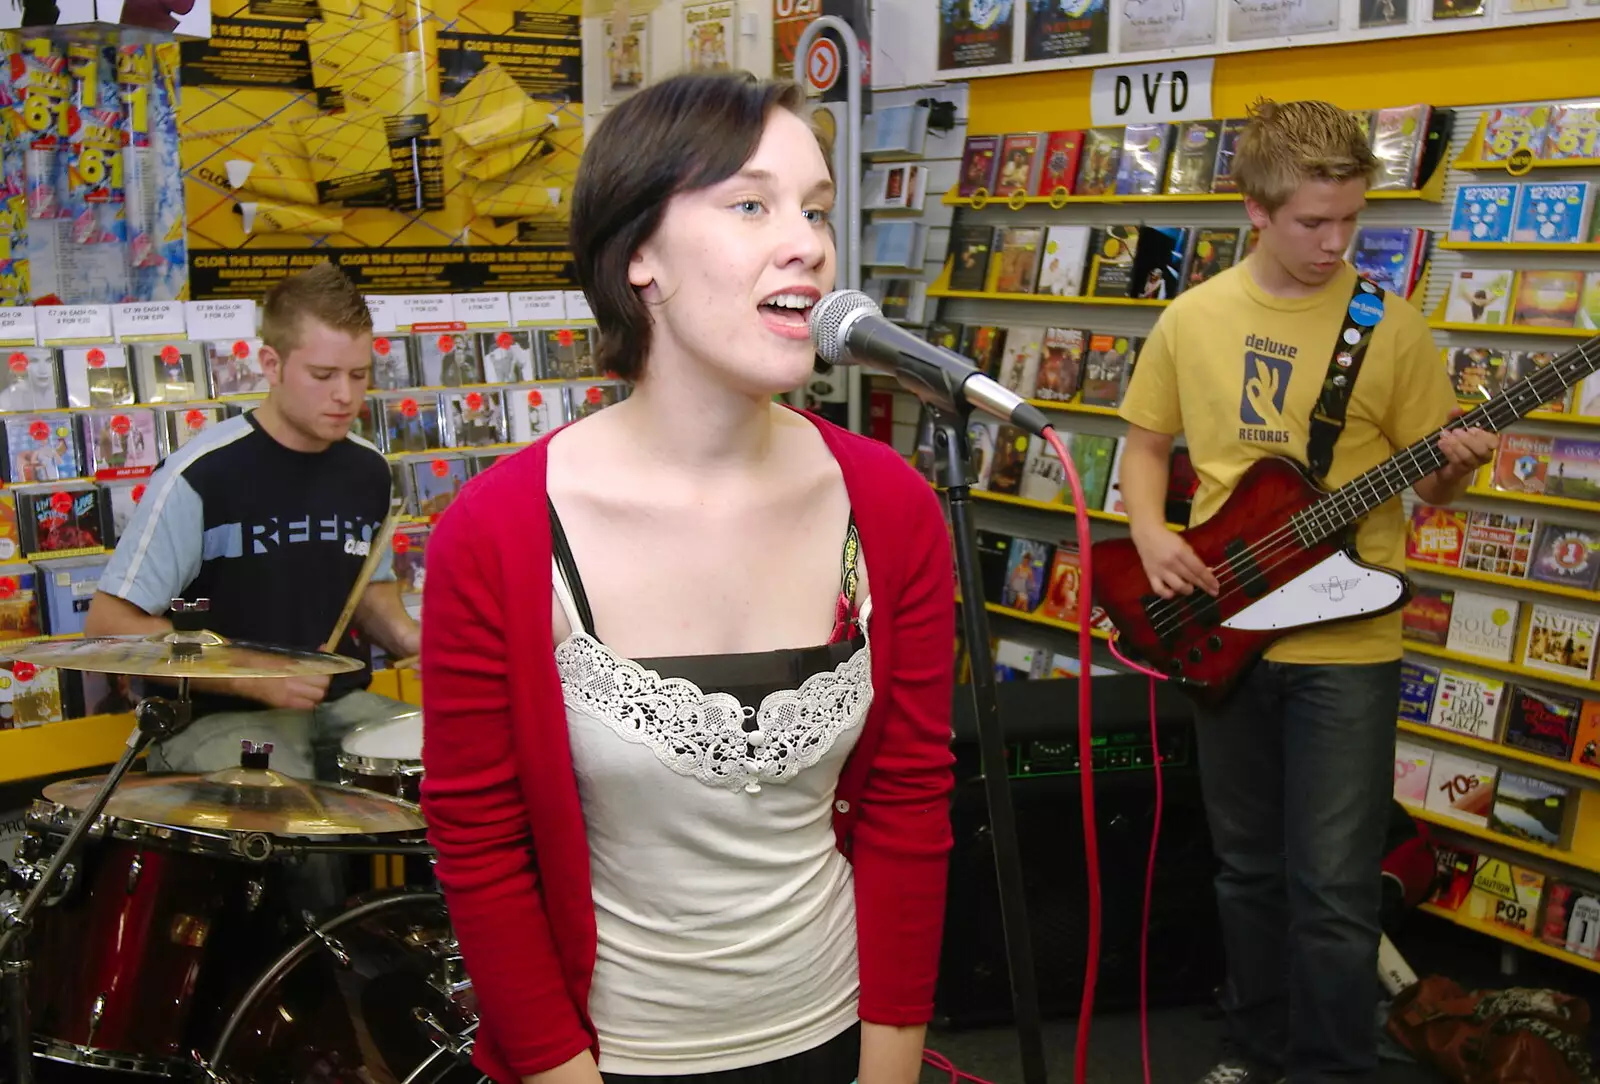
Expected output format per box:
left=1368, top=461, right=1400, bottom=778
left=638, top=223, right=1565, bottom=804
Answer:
left=549, top=504, right=873, bottom=1076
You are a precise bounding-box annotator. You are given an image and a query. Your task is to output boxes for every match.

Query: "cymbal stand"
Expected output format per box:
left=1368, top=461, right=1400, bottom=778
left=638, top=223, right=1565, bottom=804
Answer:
left=0, top=681, right=192, bottom=1084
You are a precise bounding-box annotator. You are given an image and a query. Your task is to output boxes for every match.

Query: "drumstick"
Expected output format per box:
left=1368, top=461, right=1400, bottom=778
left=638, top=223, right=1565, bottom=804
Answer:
left=322, top=501, right=403, bottom=653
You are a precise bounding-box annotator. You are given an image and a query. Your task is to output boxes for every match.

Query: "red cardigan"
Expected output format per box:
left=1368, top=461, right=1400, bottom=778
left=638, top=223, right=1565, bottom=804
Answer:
left=418, top=412, right=957, bottom=1081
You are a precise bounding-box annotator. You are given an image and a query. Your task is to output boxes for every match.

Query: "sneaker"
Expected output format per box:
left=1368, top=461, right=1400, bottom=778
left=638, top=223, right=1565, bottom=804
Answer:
left=1193, top=1060, right=1284, bottom=1084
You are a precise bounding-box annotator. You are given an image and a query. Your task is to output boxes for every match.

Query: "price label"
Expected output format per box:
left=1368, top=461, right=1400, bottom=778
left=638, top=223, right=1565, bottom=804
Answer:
left=50, top=491, right=72, bottom=515
left=430, top=458, right=449, bottom=477
left=527, top=389, right=543, bottom=408
left=563, top=291, right=594, bottom=322
left=396, top=295, right=453, bottom=329
left=13, top=661, right=35, bottom=682
left=38, top=304, right=113, bottom=343
left=86, top=348, right=106, bottom=368
left=452, top=292, right=512, bottom=326
left=0, top=307, right=39, bottom=346
left=110, top=414, right=132, bottom=435
left=7, top=352, right=28, bottom=373
left=510, top=291, right=565, bottom=325
left=374, top=337, right=392, bottom=357
left=131, top=483, right=146, bottom=503
left=393, top=533, right=410, bottom=554
left=185, top=300, right=256, bottom=341
left=112, top=301, right=185, bottom=341
left=366, top=295, right=399, bottom=335
left=185, top=409, right=207, bottom=430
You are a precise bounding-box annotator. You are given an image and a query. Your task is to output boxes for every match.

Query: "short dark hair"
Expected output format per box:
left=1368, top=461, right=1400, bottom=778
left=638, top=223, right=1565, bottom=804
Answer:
left=261, top=260, right=373, bottom=357
left=570, top=72, right=830, bottom=381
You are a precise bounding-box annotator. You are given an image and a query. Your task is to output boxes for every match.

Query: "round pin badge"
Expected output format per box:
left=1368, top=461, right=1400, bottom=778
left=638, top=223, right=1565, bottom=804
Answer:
left=1335, top=352, right=1355, bottom=368
left=1343, top=328, right=1361, bottom=345
left=1348, top=292, right=1384, bottom=328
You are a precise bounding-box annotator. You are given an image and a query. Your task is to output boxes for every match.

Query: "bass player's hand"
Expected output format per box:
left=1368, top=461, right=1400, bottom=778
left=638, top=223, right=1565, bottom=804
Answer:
left=1131, top=525, right=1220, bottom=600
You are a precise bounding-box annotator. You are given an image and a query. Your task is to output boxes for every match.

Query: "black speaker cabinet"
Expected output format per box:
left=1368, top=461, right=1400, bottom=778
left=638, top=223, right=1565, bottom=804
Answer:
left=934, top=677, right=1224, bottom=1028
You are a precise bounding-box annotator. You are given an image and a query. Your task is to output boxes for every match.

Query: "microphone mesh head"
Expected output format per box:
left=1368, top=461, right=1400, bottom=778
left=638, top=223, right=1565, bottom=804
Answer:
left=808, top=290, right=878, bottom=365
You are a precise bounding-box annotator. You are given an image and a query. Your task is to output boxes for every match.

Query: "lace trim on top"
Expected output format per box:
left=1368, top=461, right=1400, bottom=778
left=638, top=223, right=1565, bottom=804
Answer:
left=556, top=628, right=873, bottom=796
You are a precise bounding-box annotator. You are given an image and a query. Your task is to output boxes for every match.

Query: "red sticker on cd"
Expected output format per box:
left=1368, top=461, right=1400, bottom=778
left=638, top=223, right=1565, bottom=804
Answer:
left=556, top=329, right=575, bottom=347
left=160, top=344, right=180, bottom=364
left=7, top=352, right=27, bottom=373
left=86, top=347, right=105, bottom=368
left=232, top=340, right=250, bottom=359
left=50, top=491, right=72, bottom=514
left=496, top=331, right=513, bottom=349
left=400, top=397, right=418, bottom=418
left=586, top=386, right=603, bottom=405
left=110, top=414, right=131, bottom=435
left=527, top=390, right=543, bottom=407
left=185, top=409, right=206, bottom=430
left=465, top=392, right=483, bottom=411
left=374, top=337, right=391, bottom=356
left=430, top=458, right=448, bottom=477
left=131, top=483, right=146, bottom=503
left=437, top=334, right=454, bottom=352
left=12, top=661, right=35, bottom=682
left=393, top=533, right=410, bottom=554
left=28, top=420, right=49, bottom=442
left=0, top=577, right=14, bottom=599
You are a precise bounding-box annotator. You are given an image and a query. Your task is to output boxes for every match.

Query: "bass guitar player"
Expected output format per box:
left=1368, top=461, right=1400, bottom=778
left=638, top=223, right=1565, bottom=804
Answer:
left=1101, top=99, right=1499, bottom=1084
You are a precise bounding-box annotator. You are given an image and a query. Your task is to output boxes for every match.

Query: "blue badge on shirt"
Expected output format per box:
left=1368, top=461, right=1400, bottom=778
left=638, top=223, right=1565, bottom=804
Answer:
left=1348, top=292, right=1384, bottom=327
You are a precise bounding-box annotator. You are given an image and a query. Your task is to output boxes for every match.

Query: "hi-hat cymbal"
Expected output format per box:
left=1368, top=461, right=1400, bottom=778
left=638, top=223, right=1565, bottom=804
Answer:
left=0, top=630, right=364, bottom=679
left=44, top=766, right=427, bottom=837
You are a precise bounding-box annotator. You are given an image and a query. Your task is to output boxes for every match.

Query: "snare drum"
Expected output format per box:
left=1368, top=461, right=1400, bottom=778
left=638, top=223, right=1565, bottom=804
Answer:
left=338, top=712, right=425, bottom=803
left=21, top=800, right=283, bottom=1076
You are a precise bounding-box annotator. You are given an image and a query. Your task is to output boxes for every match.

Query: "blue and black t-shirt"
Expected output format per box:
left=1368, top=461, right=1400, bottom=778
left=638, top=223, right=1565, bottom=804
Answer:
left=97, top=411, right=396, bottom=717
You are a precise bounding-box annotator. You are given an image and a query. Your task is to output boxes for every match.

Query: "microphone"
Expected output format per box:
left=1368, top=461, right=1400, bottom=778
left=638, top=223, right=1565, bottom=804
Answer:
left=808, top=290, right=1052, bottom=437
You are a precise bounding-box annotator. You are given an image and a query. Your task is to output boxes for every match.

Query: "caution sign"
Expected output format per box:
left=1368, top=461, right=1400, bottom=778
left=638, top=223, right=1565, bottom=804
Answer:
left=804, top=36, right=840, bottom=94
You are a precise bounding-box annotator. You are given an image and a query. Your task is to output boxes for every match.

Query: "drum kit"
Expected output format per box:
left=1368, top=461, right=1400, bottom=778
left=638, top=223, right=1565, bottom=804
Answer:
left=0, top=612, right=486, bottom=1084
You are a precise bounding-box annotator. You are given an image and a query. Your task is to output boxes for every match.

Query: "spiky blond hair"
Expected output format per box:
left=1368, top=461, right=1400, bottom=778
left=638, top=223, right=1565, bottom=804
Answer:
left=1234, top=98, right=1378, bottom=212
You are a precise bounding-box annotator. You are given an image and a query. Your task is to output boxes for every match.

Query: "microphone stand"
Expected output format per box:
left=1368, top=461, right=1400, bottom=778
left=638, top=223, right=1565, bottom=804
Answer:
left=0, top=682, right=192, bottom=1084
left=923, top=404, right=1048, bottom=1084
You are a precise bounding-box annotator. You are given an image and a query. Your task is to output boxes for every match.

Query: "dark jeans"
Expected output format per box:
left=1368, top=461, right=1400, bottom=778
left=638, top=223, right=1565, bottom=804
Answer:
left=601, top=1024, right=859, bottom=1084
left=1195, top=658, right=1401, bottom=1084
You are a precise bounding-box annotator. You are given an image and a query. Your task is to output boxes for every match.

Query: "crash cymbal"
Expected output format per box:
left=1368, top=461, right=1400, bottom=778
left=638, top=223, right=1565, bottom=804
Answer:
left=44, top=767, right=427, bottom=837
left=0, top=630, right=364, bottom=679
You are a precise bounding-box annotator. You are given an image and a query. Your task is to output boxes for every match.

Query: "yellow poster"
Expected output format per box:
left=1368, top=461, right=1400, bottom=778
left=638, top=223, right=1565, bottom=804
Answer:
left=179, top=0, right=583, bottom=298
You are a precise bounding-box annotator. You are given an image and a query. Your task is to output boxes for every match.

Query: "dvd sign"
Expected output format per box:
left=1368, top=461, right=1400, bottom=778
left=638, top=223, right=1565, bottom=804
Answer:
left=1090, top=59, right=1214, bottom=127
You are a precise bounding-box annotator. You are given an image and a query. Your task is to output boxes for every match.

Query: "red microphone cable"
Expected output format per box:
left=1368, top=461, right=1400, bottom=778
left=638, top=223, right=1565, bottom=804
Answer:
left=1039, top=425, right=1101, bottom=1084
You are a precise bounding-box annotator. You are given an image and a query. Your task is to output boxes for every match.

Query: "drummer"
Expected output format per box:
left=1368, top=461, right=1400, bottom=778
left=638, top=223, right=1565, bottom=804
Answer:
left=85, top=261, right=421, bottom=782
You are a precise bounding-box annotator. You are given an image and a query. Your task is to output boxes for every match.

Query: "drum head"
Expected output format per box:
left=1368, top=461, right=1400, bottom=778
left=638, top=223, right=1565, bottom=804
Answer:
left=342, top=712, right=425, bottom=761
left=208, top=891, right=484, bottom=1084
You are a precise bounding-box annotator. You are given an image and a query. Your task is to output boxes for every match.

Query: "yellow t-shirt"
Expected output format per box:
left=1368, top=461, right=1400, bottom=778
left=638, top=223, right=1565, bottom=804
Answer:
left=1118, top=261, right=1458, bottom=664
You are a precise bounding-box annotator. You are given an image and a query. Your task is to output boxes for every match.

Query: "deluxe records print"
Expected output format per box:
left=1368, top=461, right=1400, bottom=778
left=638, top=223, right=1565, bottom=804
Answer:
left=419, top=333, right=484, bottom=388
left=371, top=336, right=419, bottom=391
left=206, top=340, right=270, bottom=397
left=478, top=330, right=538, bottom=384
left=0, top=349, right=61, bottom=413
left=3, top=415, right=80, bottom=484
left=62, top=346, right=135, bottom=409
left=83, top=411, right=162, bottom=475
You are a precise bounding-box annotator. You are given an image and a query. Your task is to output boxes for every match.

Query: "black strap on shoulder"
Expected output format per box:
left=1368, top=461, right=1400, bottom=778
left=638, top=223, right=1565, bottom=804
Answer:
left=1305, top=275, right=1386, bottom=484
left=547, top=498, right=597, bottom=637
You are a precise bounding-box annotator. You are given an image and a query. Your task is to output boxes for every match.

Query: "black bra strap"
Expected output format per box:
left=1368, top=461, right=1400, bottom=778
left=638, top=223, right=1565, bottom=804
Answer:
left=547, top=498, right=597, bottom=637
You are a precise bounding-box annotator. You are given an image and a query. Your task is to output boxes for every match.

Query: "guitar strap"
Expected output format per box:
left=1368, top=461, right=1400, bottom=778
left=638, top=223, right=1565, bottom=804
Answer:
left=1305, top=275, right=1387, bottom=483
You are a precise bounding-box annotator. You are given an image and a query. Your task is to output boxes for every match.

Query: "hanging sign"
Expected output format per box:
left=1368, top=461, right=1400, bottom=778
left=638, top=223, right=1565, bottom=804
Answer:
left=1090, top=58, right=1214, bottom=126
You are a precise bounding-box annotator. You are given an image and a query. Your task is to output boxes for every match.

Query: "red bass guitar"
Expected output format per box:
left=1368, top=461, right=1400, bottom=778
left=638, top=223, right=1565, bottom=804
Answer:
left=1091, top=331, right=1600, bottom=705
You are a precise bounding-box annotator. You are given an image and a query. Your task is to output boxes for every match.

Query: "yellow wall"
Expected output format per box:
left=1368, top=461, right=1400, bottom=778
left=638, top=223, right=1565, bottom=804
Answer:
left=968, top=21, right=1600, bottom=134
